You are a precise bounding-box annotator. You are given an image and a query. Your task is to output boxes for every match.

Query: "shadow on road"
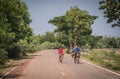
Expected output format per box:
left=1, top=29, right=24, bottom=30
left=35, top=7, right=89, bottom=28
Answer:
left=3, top=74, right=25, bottom=79
left=20, top=55, right=42, bottom=60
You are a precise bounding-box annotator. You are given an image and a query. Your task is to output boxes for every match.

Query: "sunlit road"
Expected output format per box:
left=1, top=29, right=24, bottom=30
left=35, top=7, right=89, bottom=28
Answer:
left=3, top=50, right=120, bottom=79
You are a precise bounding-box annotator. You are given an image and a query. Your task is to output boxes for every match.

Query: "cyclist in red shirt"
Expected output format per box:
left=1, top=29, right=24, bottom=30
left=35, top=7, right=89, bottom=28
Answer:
left=58, top=47, right=64, bottom=63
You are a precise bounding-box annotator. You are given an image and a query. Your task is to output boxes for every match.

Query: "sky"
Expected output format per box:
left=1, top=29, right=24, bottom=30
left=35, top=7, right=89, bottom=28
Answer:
left=25, top=0, right=120, bottom=37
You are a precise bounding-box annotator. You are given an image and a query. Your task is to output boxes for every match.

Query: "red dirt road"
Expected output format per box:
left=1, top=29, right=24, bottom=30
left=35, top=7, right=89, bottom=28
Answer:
left=2, top=50, right=120, bottom=79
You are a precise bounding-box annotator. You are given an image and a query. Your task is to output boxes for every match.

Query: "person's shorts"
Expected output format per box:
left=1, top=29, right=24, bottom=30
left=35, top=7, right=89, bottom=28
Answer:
left=74, top=53, right=80, bottom=58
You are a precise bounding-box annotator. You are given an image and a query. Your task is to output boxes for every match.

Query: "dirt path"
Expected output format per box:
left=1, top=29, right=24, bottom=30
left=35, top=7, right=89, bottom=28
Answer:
left=2, top=50, right=120, bottom=79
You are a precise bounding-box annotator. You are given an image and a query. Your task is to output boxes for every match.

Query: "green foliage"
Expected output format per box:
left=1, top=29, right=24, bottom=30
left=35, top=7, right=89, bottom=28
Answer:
left=15, top=39, right=28, bottom=56
left=40, top=41, right=52, bottom=50
left=81, top=44, right=91, bottom=49
left=55, top=32, right=69, bottom=48
left=18, top=36, right=42, bottom=53
left=99, top=0, right=120, bottom=27
left=83, top=36, right=120, bottom=49
left=27, top=36, right=41, bottom=52
left=0, top=0, right=33, bottom=58
left=38, top=32, right=55, bottom=44
left=0, top=49, right=8, bottom=66
left=101, top=37, right=120, bottom=48
left=83, top=49, right=120, bottom=70
left=66, top=49, right=71, bottom=54
left=49, top=6, right=97, bottom=49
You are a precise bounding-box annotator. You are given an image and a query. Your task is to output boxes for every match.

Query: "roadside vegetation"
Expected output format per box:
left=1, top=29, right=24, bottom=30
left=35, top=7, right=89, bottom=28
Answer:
left=81, top=49, right=120, bottom=73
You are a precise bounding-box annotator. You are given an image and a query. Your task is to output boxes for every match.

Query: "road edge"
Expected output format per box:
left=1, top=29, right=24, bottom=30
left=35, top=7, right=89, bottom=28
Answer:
left=0, top=53, right=34, bottom=79
left=66, top=53, right=120, bottom=77
left=82, top=60, right=120, bottom=77
left=0, top=63, right=22, bottom=79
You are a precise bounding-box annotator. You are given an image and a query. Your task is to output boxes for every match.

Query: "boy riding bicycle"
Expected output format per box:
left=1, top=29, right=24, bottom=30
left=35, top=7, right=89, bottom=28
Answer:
left=72, top=45, right=80, bottom=63
left=58, top=47, right=64, bottom=63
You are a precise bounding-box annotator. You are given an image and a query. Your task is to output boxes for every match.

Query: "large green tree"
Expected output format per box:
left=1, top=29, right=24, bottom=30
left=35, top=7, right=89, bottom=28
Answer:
left=49, top=6, right=97, bottom=49
left=0, top=0, right=33, bottom=58
left=99, top=0, right=120, bottom=27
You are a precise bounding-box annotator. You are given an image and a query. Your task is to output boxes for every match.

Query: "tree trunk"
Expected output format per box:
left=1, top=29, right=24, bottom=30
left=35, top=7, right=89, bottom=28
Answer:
left=74, top=36, right=77, bottom=46
left=69, top=43, right=73, bottom=53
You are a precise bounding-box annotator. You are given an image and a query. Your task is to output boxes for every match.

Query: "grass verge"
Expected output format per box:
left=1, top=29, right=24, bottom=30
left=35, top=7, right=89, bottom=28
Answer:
left=81, top=49, right=120, bottom=74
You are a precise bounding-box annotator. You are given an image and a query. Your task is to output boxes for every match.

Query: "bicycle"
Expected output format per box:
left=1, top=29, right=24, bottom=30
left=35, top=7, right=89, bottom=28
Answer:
left=74, top=53, right=80, bottom=64
left=59, top=54, right=64, bottom=63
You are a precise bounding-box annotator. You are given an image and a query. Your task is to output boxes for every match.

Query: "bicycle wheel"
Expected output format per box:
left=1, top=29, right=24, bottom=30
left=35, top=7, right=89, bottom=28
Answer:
left=76, top=57, right=79, bottom=63
left=59, top=54, right=64, bottom=63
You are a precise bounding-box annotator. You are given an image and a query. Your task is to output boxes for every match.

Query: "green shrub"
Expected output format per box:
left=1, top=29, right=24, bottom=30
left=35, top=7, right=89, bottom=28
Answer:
left=0, top=49, right=8, bottom=66
left=40, top=41, right=52, bottom=50
left=66, top=49, right=71, bottom=54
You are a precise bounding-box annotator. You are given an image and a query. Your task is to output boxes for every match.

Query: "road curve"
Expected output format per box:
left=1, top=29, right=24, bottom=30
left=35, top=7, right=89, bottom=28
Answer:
left=3, top=50, right=120, bottom=79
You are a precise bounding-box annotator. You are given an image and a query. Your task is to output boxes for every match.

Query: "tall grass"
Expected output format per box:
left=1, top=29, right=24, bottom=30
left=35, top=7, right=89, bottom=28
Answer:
left=82, top=49, right=120, bottom=70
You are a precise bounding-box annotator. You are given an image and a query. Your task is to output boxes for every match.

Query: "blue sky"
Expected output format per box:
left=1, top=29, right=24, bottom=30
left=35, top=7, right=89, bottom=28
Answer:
left=25, top=0, right=120, bottom=37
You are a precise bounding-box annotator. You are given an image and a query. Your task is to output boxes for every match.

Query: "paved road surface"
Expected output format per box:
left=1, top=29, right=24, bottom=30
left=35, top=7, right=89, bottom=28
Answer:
left=3, top=50, right=120, bottom=79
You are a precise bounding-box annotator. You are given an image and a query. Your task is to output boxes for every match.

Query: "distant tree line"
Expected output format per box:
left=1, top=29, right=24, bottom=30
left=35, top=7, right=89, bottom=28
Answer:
left=81, top=35, right=120, bottom=49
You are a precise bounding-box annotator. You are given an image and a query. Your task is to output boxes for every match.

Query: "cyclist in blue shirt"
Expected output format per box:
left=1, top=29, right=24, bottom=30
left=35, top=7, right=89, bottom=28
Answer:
left=72, top=45, right=80, bottom=57
left=73, top=45, right=80, bottom=53
left=72, top=45, right=81, bottom=63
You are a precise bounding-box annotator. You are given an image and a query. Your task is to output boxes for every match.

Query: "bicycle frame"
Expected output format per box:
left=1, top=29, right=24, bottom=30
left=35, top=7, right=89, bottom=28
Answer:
left=59, top=54, right=64, bottom=63
left=74, top=53, right=80, bottom=64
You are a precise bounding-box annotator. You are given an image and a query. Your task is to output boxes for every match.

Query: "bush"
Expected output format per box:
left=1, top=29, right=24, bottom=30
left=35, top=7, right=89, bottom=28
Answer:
left=0, top=49, right=8, bottom=66
left=40, top=41, right=52, bottom=50
left=66, top=49, right=71, bottom=54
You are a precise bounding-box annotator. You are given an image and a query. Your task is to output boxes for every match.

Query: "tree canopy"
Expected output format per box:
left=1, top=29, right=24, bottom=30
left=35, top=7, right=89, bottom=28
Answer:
left=49, top=6, right=97, bottom=48
left=0, top=0, right=33, bottom=58
left=99, top=0, right=120, bottom=27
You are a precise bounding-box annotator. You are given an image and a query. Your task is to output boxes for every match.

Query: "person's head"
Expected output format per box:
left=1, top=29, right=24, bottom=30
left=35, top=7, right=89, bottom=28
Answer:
left=75, top=45, right=78, bottom=48
left=60, top=47, right=62, bottom=49
left=59, top=47, right=63, bottom=49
